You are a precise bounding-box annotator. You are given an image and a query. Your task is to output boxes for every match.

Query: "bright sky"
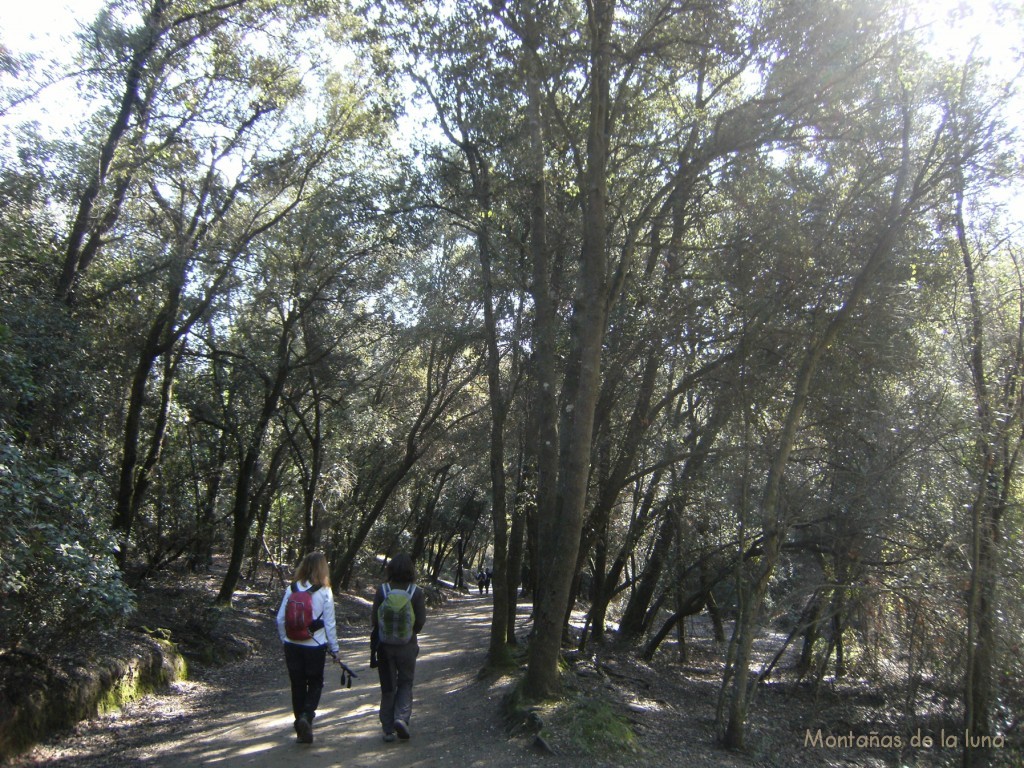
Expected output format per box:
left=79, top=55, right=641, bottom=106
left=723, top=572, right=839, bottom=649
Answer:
left=0, top=0, right=101, bottom=53
left=914, top=1, right=1022, bottom=68
left=3, top=0, right=1020, bottom=65
left=1, top=0, right=1020, bottom=172
left=0, top=0, right=104, bottom=129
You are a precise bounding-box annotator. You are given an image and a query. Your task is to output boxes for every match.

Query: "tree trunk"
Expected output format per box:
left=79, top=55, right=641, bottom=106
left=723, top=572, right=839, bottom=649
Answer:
left=113, top=259, right=188, bottom=560
left=247, top=441, right=287, bottom=581
left=575, top=349, right=660, bottom=644
left=217, top=322, right=294, bottom=604
left=331, top=458, right=417, bottom=589
left=706, top=591, right=726, bottom=643
left=954, top=174, right=1014, bottom=768
left=505, top=460, right=528, bottom=644
left=640, top=589, right=708, bottom=660
left=721, top=98, right=914, bottom=748
left=112, top=339, right=167, bottom=561
left=590, top=470, right=662, bottom=641
left=189, top=426, right=226, bottom=573
left=57, top=0, right=169, bottom=302
left=616, top=395, right=728, bottom=640
left=523, top=0, right=615, bottom=701
left=963, top=500, right=999, bottom=768
left=618, top=512, right=672, bottom=640
left=218, top=448, right=261, bottom=604
left=471, top=141, right=513, bottom=667
left=111, top=148, right=246, bottom=561
left=331, top=342, right=477, bottom=588
left=797, top=596, right=824, bottom=677
left=301, top=396, right=325, bottom=553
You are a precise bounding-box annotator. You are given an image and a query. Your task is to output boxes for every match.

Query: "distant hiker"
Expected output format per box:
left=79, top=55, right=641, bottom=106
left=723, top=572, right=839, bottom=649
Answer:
left=475, top=568, right=486, bottom=594
left=484, top=567, right=492, bottom=595
left=372, top=552, right=427, bottom=743
left=276, top=551, right=341, bottom=745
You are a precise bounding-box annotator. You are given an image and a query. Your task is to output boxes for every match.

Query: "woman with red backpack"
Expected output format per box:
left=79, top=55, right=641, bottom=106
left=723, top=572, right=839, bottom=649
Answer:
left=276, top=551, right=340, bottom=744
left=372, top=552, right=427, bottom=743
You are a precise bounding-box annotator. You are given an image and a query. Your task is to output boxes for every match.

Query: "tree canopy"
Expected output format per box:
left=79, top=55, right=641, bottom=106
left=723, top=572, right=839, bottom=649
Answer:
left=1, top=0, right=1022, bottom=763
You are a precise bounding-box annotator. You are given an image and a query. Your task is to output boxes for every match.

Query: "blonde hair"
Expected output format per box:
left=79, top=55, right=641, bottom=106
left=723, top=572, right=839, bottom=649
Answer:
left=293, top=551, right=331, bottom=589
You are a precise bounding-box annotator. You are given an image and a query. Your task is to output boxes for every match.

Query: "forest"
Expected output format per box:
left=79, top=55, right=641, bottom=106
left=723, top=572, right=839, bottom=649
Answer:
left=1, top=0, right=1022, bottom=765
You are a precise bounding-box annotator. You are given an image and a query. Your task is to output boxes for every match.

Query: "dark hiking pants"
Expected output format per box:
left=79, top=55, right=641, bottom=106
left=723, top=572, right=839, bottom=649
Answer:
left=284, top=642, right=327, bottom=721
left=377, top=640, right=419, bottom=733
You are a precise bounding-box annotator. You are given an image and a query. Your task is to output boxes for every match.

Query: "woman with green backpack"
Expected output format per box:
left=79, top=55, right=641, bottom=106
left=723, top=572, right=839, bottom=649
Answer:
left=372, top=552, right=427, bottom=742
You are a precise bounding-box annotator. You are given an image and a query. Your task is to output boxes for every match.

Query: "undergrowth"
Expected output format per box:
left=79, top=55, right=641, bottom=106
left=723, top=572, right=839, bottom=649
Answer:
left=541, top=695, right=641, bottom=757
left=504, top=657, right=642, bottom=759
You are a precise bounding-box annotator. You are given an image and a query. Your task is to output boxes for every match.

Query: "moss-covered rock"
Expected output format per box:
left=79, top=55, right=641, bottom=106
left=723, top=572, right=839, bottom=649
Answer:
left=0, top=631, right=187, bottom=761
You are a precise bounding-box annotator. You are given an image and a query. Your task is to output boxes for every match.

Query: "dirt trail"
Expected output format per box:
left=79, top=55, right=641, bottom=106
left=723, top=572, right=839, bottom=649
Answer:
left=11, top=593, right=545, bottom=768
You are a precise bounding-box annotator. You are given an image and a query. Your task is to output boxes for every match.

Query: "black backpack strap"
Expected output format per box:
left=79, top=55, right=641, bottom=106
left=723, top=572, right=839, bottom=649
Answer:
left=308, top=583, right=324, bottom=622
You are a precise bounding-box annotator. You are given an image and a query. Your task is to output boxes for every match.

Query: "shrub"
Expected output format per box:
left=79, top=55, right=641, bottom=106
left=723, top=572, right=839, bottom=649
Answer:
left=0, top=434, right=135, bottom=652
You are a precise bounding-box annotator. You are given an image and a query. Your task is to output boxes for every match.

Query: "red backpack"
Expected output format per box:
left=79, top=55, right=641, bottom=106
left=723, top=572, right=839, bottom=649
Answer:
left=284, top=583, right=321, bottom=641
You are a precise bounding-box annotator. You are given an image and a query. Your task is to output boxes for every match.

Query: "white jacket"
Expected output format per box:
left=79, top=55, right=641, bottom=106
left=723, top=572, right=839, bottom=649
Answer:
left=276, top=580, right=340, bottom=655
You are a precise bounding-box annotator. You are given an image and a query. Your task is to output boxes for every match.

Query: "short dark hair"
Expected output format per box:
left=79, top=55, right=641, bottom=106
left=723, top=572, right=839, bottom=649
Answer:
left=386, top=552, right=416, bottom=583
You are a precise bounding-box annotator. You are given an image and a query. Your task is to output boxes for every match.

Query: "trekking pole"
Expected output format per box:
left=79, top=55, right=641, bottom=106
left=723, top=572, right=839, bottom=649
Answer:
left=330, top=651, right=357, bottom=689
left=340, top=661, right=357, bottom=689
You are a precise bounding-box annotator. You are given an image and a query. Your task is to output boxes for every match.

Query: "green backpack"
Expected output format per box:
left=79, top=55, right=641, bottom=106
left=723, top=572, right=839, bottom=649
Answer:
left=378, top=583, right=416, bottom=644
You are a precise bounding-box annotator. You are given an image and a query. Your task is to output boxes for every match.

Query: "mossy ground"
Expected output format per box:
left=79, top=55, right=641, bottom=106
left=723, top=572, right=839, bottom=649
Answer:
left=503, top=654, right=641, bottom=760
left=539, top=694, right=642, bottom=757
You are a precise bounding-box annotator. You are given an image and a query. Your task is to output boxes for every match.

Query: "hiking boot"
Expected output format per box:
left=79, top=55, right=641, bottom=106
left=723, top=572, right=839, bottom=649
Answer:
left=296, top=715, right=313, bottom=744
left=383, top=732, right=397, bottom=743
left=395, top=720, right=410, bottom=740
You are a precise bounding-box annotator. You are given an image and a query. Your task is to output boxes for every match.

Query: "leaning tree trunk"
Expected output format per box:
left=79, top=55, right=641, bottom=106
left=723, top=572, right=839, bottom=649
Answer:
left=720, top=91, right=916, bottom=747
left=618, top=511, right=672, bottom=640
left=56, top=0, right=169, bottom=303
left=330, top=341, right=474, bottom=588
left=722, top=210, right=911, bottom=751
left=590, top=468, right=662, bottom=641
left=331, top=458, right=417, bottom=589
left=216, top=325, right=293, bottom=604
left=954, top=174, right=1017, bottom=768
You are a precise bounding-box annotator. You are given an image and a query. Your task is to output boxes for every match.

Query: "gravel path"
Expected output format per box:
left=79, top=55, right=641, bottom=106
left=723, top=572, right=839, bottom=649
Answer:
left=10, top=593, right=543, bottom=768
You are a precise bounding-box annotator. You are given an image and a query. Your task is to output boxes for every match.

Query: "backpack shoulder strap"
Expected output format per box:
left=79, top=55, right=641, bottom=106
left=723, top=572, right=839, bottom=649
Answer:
left=406, top=584, right=416, bottom=598
left=382, top=583, right=391, bottom=597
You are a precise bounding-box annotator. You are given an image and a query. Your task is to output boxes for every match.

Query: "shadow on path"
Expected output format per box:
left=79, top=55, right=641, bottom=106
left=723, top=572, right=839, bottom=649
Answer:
left=141, top=593, right=528, bottom=768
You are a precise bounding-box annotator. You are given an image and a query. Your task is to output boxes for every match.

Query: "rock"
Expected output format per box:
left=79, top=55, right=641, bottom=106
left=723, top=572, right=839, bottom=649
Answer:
left=0, top=633, right=187, bottom=761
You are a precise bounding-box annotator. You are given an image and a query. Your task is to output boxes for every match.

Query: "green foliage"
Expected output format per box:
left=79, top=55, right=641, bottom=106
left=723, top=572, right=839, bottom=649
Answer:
left=0, top=434, right=135, bottom=651
left=1, top=0, right=1023, bottom=754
